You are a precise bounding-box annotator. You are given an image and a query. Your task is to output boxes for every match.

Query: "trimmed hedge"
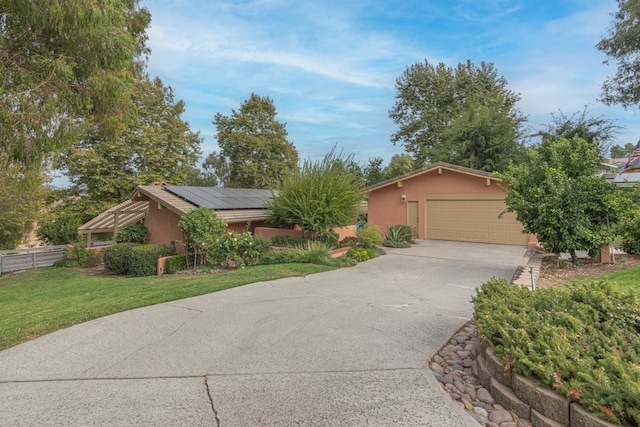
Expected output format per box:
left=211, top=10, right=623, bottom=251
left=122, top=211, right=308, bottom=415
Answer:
left=104, top=243, right=174, bottom=276
left=474, top=278, right=640, bottom=426
left=164, top=254, right=187, bottom=274
left=104, top=243, right=138, bottom=274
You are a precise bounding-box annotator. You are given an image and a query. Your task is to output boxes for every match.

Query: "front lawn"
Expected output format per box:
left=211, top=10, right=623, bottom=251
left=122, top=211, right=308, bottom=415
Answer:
left=0, top=263, right=332, bottom=351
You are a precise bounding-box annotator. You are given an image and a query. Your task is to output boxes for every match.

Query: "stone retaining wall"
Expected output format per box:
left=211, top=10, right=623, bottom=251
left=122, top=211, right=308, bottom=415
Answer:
left=473, top=338, right=620, bottom=427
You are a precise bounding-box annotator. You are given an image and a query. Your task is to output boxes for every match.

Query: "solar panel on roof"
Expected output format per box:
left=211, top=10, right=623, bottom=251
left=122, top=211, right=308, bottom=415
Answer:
left=164, top=186, right=273, bottom=209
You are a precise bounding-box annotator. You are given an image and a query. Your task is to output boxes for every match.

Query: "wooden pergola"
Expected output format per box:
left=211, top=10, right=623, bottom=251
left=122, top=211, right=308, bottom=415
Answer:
left=78, top=200, right=149, bottom=247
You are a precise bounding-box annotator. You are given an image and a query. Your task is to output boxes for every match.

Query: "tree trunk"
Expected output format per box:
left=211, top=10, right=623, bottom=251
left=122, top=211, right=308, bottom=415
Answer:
left=569, top=249, right=578, bottom=264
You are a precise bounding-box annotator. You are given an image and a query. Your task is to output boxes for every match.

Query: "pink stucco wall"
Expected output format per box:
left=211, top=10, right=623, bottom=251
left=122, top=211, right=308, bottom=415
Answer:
left=367, top=168, right=506, bottom=240
left=146, top=204, right=185, bottom=252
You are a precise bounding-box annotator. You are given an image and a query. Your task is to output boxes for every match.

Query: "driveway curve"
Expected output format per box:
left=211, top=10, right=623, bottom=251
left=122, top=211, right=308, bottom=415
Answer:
left=0, top=240, right=529, bottom=426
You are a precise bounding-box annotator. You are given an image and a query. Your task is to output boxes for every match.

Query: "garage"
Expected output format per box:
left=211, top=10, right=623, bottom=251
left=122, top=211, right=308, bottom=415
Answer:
left=425, top=194, right=528, bottom=245
left=365, top=162, right=533, bottom=246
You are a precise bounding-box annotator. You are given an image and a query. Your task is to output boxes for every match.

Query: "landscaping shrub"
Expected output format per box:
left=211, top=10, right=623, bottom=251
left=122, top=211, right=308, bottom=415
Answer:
left=37, top=213, right=81, bottom=245
left=473, top=278, right=640, bottom=426
left=270, top=235, right=308, bottom=247
left=258, top=249, right=299, bottom=265
left=164, top=254, right=187, bottom=274
left=259, top=241, right=336, bottom=266
left=116, top=223, right=148, bottom=244
left=357, top=223, right=383, bottom=247
left=346, top=247, right=374, bottom=262
left=53, top=258, right=80, bottom=268
left=65, top=243, right=101, bottom=267
left=128, top=244, right=175, bottom=276
left=104, top=243, right=138, bottom=274
left=338, top=236, right=357, bottom=248
left=382, top=224, right=413, bottom=248
left=619, top=216, right=640, bottom=254
left=207, top=232, right=269, bottom=268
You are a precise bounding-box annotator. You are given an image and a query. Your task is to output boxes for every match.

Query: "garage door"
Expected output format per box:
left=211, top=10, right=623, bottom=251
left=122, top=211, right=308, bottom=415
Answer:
left=425, top=194, right=528, bottom=245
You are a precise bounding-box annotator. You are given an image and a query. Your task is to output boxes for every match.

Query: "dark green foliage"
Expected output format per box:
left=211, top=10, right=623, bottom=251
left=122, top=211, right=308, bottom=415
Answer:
left=345, top=247, right=374, bottom=262
left=178, top=207, right=227, bottom=267
left=37, top=213, right=81, bottom=245
left=382, top=224, right=414, bottom=248
left=104, top=243, right=138, bottom=274
left=127, top=244, right=175, bottom=276
left=619, top=216, right=640, bottom=254
left=163, top=255, right=187, bottom=274
left=270, top=235, right=309, bottom=247
left=206, top=232, right=269, bottom=268
left=259, top=241, right=333, bottom=266
left=474, top=278, right=640, bottom=426
left=116, top=223, right=148, bottom=244
left=53, top=259, right=80, bottom=268
left=338, top=236, right=358, bottom=247
left=65, top=244, right=101, bottom=267
left=389, top=59, right=526, bottom=170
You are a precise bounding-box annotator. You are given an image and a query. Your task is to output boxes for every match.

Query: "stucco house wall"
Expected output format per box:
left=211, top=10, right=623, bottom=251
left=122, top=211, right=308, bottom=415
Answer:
left=145, top=203, right=185, bottom=252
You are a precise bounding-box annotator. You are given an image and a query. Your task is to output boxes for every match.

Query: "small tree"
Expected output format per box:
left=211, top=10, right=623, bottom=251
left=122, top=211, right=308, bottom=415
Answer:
left=178, top=207, right=227, bottom=268
left=266, top=148, right=365, bottom=241
left=499, top=136, right=636, bottom=263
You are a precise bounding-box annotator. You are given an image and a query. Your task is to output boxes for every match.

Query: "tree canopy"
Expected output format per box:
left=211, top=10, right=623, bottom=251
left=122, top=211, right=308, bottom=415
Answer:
left=266, top=148, right=365, bottom=242
left=534, top=108, right=620, bottom=157
left=55, top=72, right=202, bottom=203
left=499, top=136, right=636, bottom=262
left=611, top=142, right=637, bottom=158
left=363, top=154, right=416, bottom=186
left=597, top=0, right=640, bottom=107
left=0, top=0, right=151, bottom=168
left=212, top=93, right=298, bottom=189
left=389, top=60, right=526, bottom=172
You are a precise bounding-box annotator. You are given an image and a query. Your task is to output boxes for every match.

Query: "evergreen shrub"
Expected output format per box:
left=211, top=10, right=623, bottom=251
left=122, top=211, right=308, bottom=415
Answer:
left=104, top=243, right=138, bottom=274
left=128, top=244, right=175, bottom=276
left=164, top=254, right=187, bottom=274
left=474, top=278, right=640, bottom=426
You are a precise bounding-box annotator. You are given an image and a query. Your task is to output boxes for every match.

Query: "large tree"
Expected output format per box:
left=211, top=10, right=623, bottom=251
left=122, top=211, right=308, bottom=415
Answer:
left=499, top=136, right=636, bottom=263
left=389, top=60, right=526, bottom=171
left=213, top=93, right=298, bottom=189
left=611, top=142, right=636, bottom=158
left=56, top=72, right=202, bottom=203
left=534, top=108, right=620, bottom=157
left=1, top=0, right=151, bottom=168
left=266, top=148, right=364, bottom=242
left=597, top=0, right=640, bottom=107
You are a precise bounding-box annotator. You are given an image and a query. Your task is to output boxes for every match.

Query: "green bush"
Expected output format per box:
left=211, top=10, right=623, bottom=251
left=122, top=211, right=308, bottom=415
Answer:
left=619, top=216, right=640, bottom=254
left=474, top=278, right=640, bottom=426
left=357, top=223, right=383, bottom=247
left=53, top=259, right=80, bottom=268
left=346, top=247, right=374, bottom=262
left=37, top=214, right=81, bottom=245
left=338, top=236, right=357, bottom=247
left=207, top=232, right=269, bottom=268
left=270, top=235, right=308, bottom=247
left=258, top=249, right=299, bottom=265
left=116, top=223, right=148, bottom=244
left=259, top=241, right=335, bottom=266
left=65, top=243, right=101, bottom=267
left=164, top=254, right=187, bottom=274
left=104, top=243, right=138, bottom=274
left=128, top=244, right=175, bottom=276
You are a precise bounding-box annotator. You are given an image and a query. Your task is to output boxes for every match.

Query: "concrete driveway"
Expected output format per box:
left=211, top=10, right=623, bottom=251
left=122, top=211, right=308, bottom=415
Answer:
left=0, top=240, right=529, bottom=426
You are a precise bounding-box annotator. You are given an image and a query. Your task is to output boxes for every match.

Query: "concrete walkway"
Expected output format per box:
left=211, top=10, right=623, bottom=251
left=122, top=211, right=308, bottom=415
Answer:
left=0, top=240, right=530, bottom=426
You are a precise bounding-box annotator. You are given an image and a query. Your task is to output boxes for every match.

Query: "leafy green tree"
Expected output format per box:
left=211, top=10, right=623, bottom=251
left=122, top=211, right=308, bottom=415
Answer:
left=56, top=73, right=202, bottom=203
left=389, top=60, right=526, bottom=171
left=1, top=0, right=151, bottom=168
left=267, top=148, right=365, bottom=241
left=610, top=142, right=636, bottom=158
left=499, top=136, right=636, bottom=263
left=363, top=157, right=385, bottom=186
left=178, top=207, right=227, bottom=268
left=213, top=93, right=298, bottom=188
left=597, top=0, right=640, bottom=107
left=202, top=151, right=230, bottom=187
left=383, top=153, right=415, bottom=179
left=0, top=165, right=45, bottom=249
left=534, top=108, right=620, bottom=157
left=183, top=166, right=218, bottom=187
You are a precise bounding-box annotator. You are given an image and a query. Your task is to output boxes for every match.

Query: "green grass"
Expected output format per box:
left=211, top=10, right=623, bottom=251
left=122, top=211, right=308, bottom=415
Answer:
left=595, top=266, right=640, bottom=292
left=0, top=263, right=332, bottom=350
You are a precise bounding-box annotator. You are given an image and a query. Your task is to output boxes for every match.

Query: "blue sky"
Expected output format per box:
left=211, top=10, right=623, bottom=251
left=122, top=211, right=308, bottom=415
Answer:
left=143, top=0, right=640, bottom=167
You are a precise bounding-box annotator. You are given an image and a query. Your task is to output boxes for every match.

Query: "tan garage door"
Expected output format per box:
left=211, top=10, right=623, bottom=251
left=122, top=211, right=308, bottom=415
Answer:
left=425, top=194, right=528, bottom=245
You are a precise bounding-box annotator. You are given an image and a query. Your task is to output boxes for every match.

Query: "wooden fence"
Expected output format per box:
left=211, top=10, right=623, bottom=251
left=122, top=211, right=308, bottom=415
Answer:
left=0, top=246, right=67, bottom=276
